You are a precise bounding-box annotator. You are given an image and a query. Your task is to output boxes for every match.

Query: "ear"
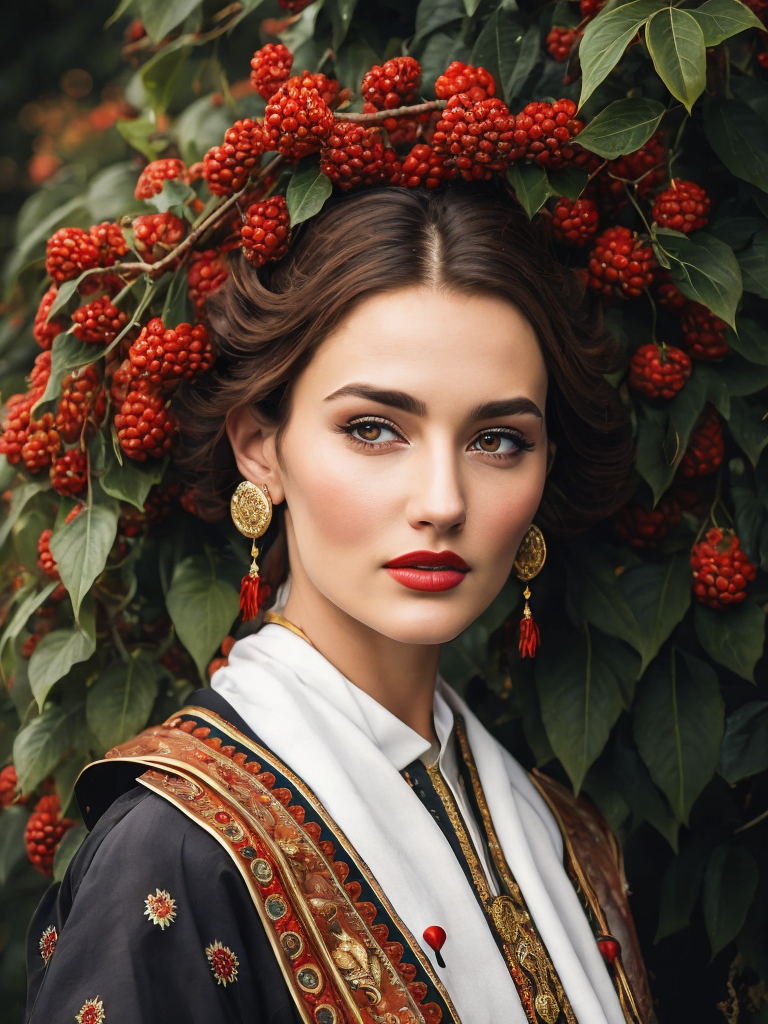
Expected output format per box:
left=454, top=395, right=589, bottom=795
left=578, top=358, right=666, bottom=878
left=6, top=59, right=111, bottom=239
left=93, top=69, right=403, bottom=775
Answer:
left=226, top=405, right=286, bottom=504
left=546, top=439, right=557, bottom=476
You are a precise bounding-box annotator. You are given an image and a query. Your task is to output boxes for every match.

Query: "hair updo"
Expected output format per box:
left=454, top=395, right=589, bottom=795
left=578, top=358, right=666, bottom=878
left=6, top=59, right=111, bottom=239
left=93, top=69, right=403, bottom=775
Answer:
left=176, top=183, right=633, bottom=564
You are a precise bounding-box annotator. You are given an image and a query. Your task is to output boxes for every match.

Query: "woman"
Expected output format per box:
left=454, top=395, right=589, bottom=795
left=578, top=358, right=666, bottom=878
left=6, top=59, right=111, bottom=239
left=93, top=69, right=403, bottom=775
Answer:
left=25, top=184, right=648, bottom=1024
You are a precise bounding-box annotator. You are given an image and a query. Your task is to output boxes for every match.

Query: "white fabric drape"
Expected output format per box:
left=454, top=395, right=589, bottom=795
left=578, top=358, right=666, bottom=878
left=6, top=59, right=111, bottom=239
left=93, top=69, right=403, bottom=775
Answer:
left=211, top=623, right=625, bottom=1024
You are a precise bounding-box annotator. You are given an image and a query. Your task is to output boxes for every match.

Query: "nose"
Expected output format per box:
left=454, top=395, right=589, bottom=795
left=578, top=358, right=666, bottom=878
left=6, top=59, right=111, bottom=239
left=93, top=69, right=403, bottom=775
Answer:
left=405, top=440, right=467, bottom=534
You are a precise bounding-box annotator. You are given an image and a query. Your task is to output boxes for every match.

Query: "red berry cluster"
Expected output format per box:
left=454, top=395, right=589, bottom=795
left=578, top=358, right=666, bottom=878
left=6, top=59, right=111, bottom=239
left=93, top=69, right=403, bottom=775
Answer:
left=132, top=212, right=186, bottom=264
left=114, top=387, right=177, bottom=462
left=509, top=99, right=584, bottom=169
left=399, top=143, right=455, bottom=189
left=551, top=197, right=599, bottom=247
left=250, top=43, right=293, bottom=101
left=187, top=249, right=228, bottom=316
left=55, top=365, right=106, bottom=444
left=680, top=407, right=725, bottom=477
left=203, top=119, right=265, bottom=197
left=600, top=133, right=666, bottom=208
left=691, top=528, right=757, bottom=609
left=362, top=56, right=422, bottom=110
left=320, top=123, right=387, bottom=189
left=588, top=226, right=657, bottom=299
left=45, top=227, right=101, bottom=285
left=652, top=179, right=710, bottom=234
left=135, top=158, right=188, bottom=200
left=681, top=303, right=729, bottom=361
left=25, top=794, right=75, bottom=876
left=433, top=95, right=515, bottom=180
left=546, top=26, right=581, bottom=62
left=629, top=344, right=691, bottom=400
left=264, top=78, right=335, bottom=160
left=33, top=286, right=67, bottom=350
left=0, top=764, right=27, bottom=809
left=614, top=495, right=682, bottom=549
left=435, top=61, right=495, bottom=102
left=127, top=317, right=215, bottom=389
left=50, top=449, right=89, bottom=497
left=71, top=296, right=128, bottom=345
left=241, top=197, right=292, bottom=267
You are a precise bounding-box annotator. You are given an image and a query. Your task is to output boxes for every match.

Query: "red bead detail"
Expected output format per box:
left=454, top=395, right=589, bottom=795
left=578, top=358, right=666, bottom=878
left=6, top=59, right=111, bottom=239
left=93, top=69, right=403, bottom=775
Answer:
left=597, top=935, right=620, bottom=965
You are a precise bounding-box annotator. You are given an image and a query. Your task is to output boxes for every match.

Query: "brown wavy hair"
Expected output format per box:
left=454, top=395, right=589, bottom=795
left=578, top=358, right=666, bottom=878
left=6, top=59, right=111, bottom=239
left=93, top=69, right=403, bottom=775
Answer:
left=176, top=183, right=633, bottom=574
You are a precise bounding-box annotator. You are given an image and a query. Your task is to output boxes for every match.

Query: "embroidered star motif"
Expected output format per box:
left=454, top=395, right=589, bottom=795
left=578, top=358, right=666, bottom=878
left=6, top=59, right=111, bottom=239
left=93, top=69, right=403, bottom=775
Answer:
left=76, top=996, right=105, bottom=1024
left=205, top=940, right=240, bottom=986
left=144, top=888, right=177, bottom=929
left=38, top=924, right=57, bottom=964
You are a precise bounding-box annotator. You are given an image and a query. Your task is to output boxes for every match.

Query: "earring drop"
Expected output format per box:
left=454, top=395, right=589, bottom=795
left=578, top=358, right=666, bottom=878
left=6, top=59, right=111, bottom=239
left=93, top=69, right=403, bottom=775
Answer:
left=513, top=525, right=546, bottom=658
left=230, top=480, right=273, bottom=620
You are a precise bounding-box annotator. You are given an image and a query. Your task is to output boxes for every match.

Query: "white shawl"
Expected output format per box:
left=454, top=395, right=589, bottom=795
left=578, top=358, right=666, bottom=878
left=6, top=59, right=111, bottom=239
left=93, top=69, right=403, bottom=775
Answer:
left=211, top=624, right=625, bottom=1024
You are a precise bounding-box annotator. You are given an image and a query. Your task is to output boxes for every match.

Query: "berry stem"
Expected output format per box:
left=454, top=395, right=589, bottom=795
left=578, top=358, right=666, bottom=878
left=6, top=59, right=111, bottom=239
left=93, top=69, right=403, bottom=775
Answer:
left=335, top=100, right=447, bottom=123
left=734, top=806, right=768, bottom=834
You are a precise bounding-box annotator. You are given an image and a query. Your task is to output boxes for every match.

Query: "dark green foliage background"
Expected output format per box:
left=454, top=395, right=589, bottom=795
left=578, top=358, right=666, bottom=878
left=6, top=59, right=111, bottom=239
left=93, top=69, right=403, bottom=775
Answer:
left=1, top=0, right=767, bottom=1021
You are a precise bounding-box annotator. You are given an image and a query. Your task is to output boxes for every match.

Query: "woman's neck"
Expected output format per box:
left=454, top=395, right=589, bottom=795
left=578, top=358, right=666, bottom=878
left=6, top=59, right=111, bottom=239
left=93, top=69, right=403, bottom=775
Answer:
left=281, top=590, right=441, bottom=743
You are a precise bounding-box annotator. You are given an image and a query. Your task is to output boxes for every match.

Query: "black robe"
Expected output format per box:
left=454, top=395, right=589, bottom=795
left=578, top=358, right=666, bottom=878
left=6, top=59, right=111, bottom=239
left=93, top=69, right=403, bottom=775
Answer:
left=26, top=688, right=304, bottom=1024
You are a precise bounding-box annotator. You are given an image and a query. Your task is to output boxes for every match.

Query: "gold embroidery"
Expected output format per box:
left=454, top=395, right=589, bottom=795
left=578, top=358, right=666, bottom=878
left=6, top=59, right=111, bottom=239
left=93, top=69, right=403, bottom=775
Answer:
left=263, top=610, right=314, bottom=647
left=144, top=888, right=177, bottom=929
left=75, top=997, right=105, bottom=1024
left=428, top=720, right=577, bottom=1024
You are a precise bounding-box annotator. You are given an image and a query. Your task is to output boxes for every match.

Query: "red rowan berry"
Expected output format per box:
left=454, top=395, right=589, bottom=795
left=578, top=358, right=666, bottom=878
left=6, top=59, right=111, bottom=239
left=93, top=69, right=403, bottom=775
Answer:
left=629, top=343, right=691, bottom=400
left=38, top=529, right=59, bottom=579
left=0, top=765, right=27, bottom=808
left=289, top=72, right=349, bottom=109
left=588, top=226, right=656, bottom=299
left=115, top=387, right=177, bottom=461
left=240, top=197, right=291, bottom=267
left=50, top=449, right=88, bottom=497
left=652, top=179, right=710, bottom=234
left=21, top=415, right=61, bottom=473
left=135, top=158, right=188, bottom=201
left=45, top=227, right=101, bottom=285
left=250, top=43, right=293, bottom=100
left=132, top=212, right=186, bottom=264
left=320, top=123, right=386, bottom=189
left=551, top=197, right=599, bottom=247
left=25, top=794, right=75, bottom=876
left=127, top=317, right=214, bottom=388
left=264, top=78, right=334, bottom=159
left=203, top=119, right=265, bottom=197
left=680, top=407, right=725, bottom=477
left=361, top=57, right=422, bottom=109
left=71, top=296, right=128, bottom=345
left=655, top=270, right=688, bottom=312
left=89, top=221, right=129, bottom=267
left=433, top=95, right=515, bottom=180
left=509, top=99, right=584, bottom=169
left=55, top=365, right=106, bottom=444
left=435, top=62, right=496, bottom=103
left=614, top=495, right=682, bottom=549
left=546, top=26, right=581, bottom=62
left=580, top=0, right=606, bottom=16
left=187, top=249, right=227, bottom=316
left=399, top=143, right=455, bottom=188
left=33, top=286, right=67, bottom=350
left=681, top=303, right=729, bottom=361
left=691, top=528, right=757, bottom=609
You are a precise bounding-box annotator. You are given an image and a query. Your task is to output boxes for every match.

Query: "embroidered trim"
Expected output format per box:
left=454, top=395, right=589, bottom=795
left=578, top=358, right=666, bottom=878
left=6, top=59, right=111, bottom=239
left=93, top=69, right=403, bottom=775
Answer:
left=528, top=774, right=644, bottom=1024
left=75, top=996, right=105, bottom=1024
left=39, top=925, right=57, bottom=965
left=104, top=709, right=452, bottom=1024
left=423, top=754, right=573, bottom=1024
left=144, top=888, right=177, bottom=929
left=205, top=940, right=240, bottom=986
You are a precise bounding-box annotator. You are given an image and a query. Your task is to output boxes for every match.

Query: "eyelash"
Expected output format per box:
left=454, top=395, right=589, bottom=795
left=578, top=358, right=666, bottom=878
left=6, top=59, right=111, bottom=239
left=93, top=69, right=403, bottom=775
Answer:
left=339, top=415, right=535, bottom=458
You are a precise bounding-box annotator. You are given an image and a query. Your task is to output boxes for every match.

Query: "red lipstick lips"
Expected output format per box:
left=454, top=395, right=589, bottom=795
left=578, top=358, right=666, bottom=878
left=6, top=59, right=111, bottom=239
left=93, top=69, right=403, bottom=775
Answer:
left=384, top=550, right=470, bottom=592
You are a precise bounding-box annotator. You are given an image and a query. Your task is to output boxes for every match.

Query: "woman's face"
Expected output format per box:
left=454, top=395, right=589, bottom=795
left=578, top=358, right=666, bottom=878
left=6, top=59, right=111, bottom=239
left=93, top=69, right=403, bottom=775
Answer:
left=233, top=285, right=551, bottom=646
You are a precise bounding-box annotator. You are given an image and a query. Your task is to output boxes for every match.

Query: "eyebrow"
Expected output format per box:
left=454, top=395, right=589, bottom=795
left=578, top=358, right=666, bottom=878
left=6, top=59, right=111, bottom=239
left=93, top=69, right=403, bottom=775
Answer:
left=324, top=384, right=543, bottom=421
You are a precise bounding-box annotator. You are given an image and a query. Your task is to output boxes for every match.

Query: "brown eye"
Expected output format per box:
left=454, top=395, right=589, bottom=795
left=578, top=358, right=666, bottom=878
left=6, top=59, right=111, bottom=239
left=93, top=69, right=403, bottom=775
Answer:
left=356, top=422, right=382, bottom=441
left=477, top=432, right=501, bottom=453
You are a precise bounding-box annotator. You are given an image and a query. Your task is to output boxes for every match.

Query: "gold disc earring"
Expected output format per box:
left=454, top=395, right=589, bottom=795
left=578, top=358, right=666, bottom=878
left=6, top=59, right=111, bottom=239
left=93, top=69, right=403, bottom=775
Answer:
left=230, top=481, right=273, bottom=621
left=513, top=524, right=546, bottom=658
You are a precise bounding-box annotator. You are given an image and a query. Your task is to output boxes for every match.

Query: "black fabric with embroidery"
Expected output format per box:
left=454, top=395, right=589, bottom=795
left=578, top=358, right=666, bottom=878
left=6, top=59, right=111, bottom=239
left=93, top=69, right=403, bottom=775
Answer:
left=25, top=688, right=304, bottom=1024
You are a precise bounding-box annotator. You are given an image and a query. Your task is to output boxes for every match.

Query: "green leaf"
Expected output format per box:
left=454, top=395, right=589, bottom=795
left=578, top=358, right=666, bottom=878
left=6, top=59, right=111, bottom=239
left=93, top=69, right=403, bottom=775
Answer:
left=32, top=333, right=94, bottom=415
left=166, top=555, right=240, bottom=679
left=704, top=98, right=768, bottom=195
left=720, top=701, right=768, bottom=782
left=655, top=842, right=709, bottom=941
left=49, top=501, right=120, bottom=620
left=413, top=0, right=465, bottom=48
left=140, top=0, right=201, bottom=42
left=504, top=24, right=540, bottom=104
left=537, top=627, right=629, bottom=792
left=86, top=654, right=160, bottom=753
left=286, top=156, right=333, bottom=227
left=87, top=162, right=141, bottom=223
left=547, top=165, right=590, bottom=200
left=0, top=807, right=30, bottom=886
left=463, top=0, right=481, bottom=13
left=116, top=115, right=167, bottom=163
left=576, top=98, right=665, bottom=159
left=105, top=0, right=140, bottom=29
left=146, top=177, right=196, bottom=216
left=0, top=479, right=50, bottom=550
left=0, top=581, right=58, bottom=663
left=728, top=396, right=768, bottom=467
left=579, top=0, right=667, bottom=108
left=703, top=845, right=759, bottom=957
left=506, top=164, right=553, bottom=219
left=636, top=404, right=673, bottom=502
left=689, top=0, right=765, bottom=46
left=471, top=9, right=525, bottom=102
left=663, top=366, right=708, bottom=473
left=695, top=601, right=765, bottom=683
left=614, top=731, right=680, bottom=849
left=53, top=824, right=87, bottom=883
left=633, top=649, right=724, bottom=824
left=646, top=8, right=706, bottom=114
left=175, top=94, right=233, bottom=166
left=13, top=701, right=87, bottom=794
left=28, top=628, right=96, bottom=710
left=738, top=229, right=768, bottom=299
left=100, top=448, right=166, bottom=510
left=327, top=0, right=358, bottom=48
left=654, top=229, right=742, bottom=328
left=139, top=44, right=193, bottom=117
left=3, top=194, right=87, bottom=294
left=730, top=318, right=768, bottom=365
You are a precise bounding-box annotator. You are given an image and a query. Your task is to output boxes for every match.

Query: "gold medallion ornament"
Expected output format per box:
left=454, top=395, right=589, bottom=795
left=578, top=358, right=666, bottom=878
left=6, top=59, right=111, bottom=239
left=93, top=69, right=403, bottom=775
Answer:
left=230, top=480, right=273, bottom=621
left=513, top=525, right=546, bottom=659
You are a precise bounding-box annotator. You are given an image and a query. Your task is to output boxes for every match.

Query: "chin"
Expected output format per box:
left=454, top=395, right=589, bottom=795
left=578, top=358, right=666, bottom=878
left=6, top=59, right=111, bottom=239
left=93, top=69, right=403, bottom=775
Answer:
left=358, top=602, right=485, bottom=647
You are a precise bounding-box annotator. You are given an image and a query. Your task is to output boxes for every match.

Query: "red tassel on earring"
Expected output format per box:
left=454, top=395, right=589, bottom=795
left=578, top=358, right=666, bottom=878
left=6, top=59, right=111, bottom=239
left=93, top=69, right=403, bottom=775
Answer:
left=239, top=545, right=272, bottom=621
left=518, top=586, right=540, bottom=658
